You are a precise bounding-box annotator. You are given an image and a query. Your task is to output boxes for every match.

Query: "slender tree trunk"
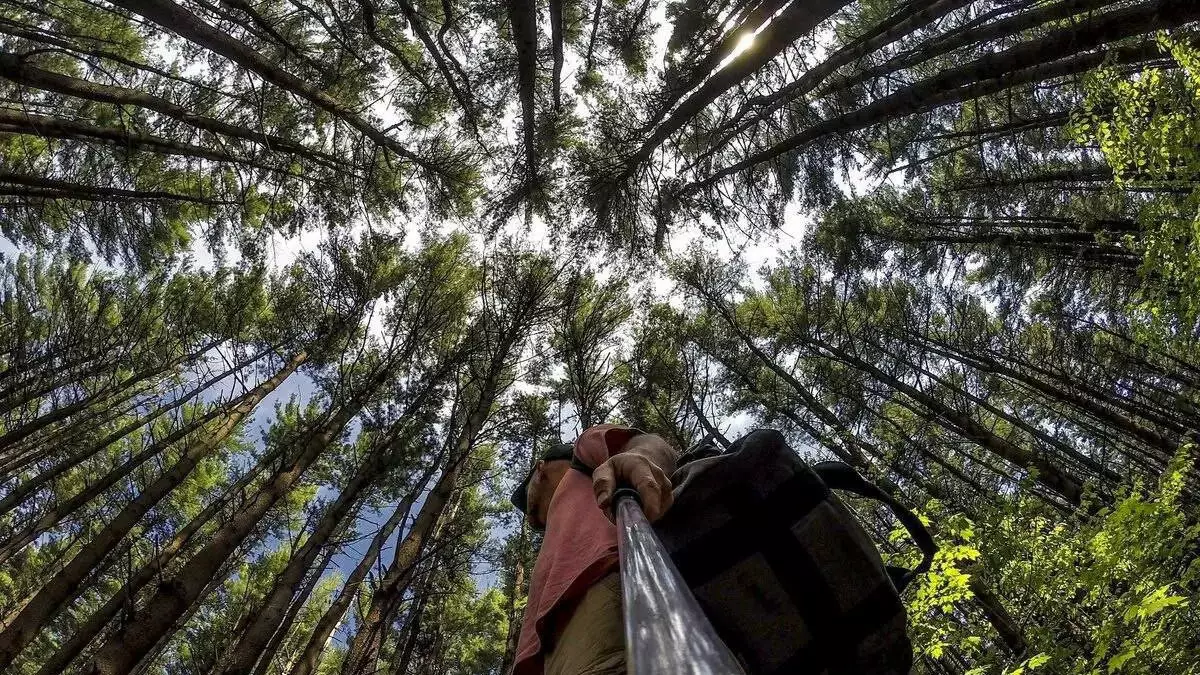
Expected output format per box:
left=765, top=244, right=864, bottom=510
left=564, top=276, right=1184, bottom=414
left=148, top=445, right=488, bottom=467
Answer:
left=214, top=386, right=436, bottom=675
left=508, top=0, right=539, bottom=187
left=0, top=110, right=260, bottom=165
left=339, top=333, right=519, bottom=675
left=0, top=53, right=347, bottom=172
left=247, top=541, right=339, bottom=675
left=968, top=576, right=1028, bottom=656
left=689, top=0, right=1200, bottom=192
left=388, top=569, right=432, bottom=675
left=0, top=352, right=306, bottom=670
left=813, top=336, right=1084, bottom=505
left=699, top=0, right=971, bottom=167
left=583, top=0, right=603, bottom=72
left=391, top=0, right=477, bottom=133
left=106, top=0, right=446, bottom=177
left=548, top=0, right=564, bottom=111
left=499, top=521, right=529, bottom=675
left=0, top=345, right=121, bottom=419
left=833, top=0, right=1123, bottom=94
left=0, top=173, right=236, bottom=205
left=33, top=445, right=280, bottom=675
left=77, top=356, right=393, bottom=675
left=912, top=333, right=1180, bottom=454
left=691, top=281, right=1083, bottom=503
left=0, top=363, right=269, bottom=565
left=0, top=348, right=267, bottom=515
left=0, top=342, right=111, bottom=412
left=285, top=461, right=436, bottom=675
left=0, top=379, right=162, bottom=478
left=621, top=0, right=851, bottom=181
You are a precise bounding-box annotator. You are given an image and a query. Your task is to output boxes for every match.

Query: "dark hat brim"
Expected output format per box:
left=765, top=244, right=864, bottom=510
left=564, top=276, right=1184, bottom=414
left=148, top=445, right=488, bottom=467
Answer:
left=510, top=443, right=576, bottom=514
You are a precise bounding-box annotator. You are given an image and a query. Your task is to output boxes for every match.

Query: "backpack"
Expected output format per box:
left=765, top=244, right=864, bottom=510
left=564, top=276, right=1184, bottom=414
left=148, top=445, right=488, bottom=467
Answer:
left=623, top=429, right=936, bottom=675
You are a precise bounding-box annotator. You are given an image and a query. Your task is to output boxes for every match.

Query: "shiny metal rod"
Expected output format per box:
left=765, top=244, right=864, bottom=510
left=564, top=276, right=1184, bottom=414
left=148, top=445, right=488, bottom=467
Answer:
left=614, top=491, right=746, bottom=675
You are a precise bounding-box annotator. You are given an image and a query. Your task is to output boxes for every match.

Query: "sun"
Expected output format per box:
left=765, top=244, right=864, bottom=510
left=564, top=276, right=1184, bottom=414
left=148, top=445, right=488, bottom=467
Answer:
left=731, top=31, right=755, bottom=59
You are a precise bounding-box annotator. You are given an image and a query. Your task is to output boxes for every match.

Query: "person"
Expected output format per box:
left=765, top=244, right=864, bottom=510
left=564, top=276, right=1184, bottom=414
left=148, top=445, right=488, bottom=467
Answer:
left=509, top=424, right=679, bottom=675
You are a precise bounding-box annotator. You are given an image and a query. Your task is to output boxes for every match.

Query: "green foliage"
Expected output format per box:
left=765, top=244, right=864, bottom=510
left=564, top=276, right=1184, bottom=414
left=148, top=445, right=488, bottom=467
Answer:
left=904, top=448, right=1200, bottom=675
left=1071, top=36, right=1200, bottom=323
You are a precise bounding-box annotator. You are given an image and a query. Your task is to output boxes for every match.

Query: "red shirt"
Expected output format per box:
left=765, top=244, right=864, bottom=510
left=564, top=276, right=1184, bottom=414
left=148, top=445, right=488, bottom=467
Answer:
left=512, top=424, right=641, bottom=675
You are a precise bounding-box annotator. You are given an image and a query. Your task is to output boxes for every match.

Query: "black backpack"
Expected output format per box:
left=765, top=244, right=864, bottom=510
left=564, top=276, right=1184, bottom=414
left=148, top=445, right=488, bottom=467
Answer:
left=601, top=429, right=937, bottom=675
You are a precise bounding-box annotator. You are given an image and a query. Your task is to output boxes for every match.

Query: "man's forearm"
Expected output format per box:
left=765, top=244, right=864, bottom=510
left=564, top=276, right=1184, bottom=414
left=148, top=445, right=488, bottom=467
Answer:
left=622, top=434, right=679, bottom=476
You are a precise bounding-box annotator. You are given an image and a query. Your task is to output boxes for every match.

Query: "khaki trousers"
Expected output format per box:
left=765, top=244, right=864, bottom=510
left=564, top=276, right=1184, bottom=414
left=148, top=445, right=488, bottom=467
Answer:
left=544, top=572, right=625, bottom=675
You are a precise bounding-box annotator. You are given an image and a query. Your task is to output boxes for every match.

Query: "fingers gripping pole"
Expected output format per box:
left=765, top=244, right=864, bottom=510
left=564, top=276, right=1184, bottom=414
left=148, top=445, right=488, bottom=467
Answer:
left=613, top=489, right=745, bottom=674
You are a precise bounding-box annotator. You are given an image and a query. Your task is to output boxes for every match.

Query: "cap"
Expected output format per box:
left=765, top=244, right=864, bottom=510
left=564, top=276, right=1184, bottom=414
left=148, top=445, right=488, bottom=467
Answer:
left=510, top=442, right=575, bottom=514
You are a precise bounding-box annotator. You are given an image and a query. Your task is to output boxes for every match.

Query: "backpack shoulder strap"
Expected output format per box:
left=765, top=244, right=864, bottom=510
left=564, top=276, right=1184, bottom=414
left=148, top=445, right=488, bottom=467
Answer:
left=812, top=461, right=937, bottom=592
left=570, top=453, right=594, bottom=477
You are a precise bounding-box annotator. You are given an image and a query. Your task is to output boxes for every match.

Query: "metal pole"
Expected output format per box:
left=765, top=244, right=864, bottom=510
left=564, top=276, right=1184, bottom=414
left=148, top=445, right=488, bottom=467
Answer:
left=614, top=489, right=746, bottom=675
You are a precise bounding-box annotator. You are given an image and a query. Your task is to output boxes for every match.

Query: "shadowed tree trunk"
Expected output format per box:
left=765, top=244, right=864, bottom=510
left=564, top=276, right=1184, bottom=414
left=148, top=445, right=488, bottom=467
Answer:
left=0, top=352, right=307, bottom=670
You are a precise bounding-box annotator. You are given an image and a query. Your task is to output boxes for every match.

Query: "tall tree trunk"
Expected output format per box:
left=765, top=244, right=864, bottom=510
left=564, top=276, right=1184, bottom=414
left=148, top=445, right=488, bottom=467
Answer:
left=391, top=0, right=478, bottom=134
left=499, top=522, right=529, bottom=675
left=0, top=352, right=306, bottom=670
left=33, top=444, right=280, bottom=675
left=0, top=353, right=273, bottom=565
left=620, top=0, right=852, bottom=182
left=832, top=0, right=1123, bottom=95
left=0, top=110, right=263, bottom=165
left=548, top=0, right=564, bottom=111
left=508, top=0, right=539, bottom=188
left=0, top=343, right=127, bottom=419
left=812, top=336, right=1084, bottom=505
left=0, top=173, right=236, bottom=205
left=0, top=379, right=161, bottom=477
left=339, top=333, right=520, bottom=675
left=107, top=0, right=447, bottom=177
left=213, top=380, right=439, bottom=675
left=911, top=332, right=1180, bottom=455
left=247, top=541, right=339, bottom=675
left=388, top=567, right=433, bottom=675
left=285, top=461, right=437, bottom=675
left=582, top=0, right=603, bottom=72
left=689, top=0, right=1200, bottom=192
left=77, top=357, right=394, bottom=675
left=0, top=53, right=348, bottom=172
left=0, top=347, right=262, bottom=511
left=695, top=0, right=977, bottom=169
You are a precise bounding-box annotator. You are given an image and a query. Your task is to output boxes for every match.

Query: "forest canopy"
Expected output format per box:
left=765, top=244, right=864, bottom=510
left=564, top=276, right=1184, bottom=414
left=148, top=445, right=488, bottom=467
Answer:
left=0, top=0, right=1198, bottom=674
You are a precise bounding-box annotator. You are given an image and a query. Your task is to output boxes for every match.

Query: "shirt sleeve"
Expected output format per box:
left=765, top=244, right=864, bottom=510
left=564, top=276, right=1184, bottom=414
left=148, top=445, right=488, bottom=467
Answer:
left=574, top=424, right=644, bottom=469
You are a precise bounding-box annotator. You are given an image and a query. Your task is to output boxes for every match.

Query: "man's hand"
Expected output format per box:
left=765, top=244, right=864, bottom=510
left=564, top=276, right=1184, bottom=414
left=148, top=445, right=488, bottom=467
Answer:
left=592, top=434, right=677, bottom=522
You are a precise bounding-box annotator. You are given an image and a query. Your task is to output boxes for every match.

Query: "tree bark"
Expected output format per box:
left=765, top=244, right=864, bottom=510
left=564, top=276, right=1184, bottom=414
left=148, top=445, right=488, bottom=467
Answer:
left=698, top=0, right=972, bottom=168
left=246, top=538, right=339, bottom=675
left=687, top=0, right=1198, bottom=192
left=33, top=445, right=281, bottom=675
left=0, top=347, right=267, bottom=516
left=213, top=378, right=438, bottom=675
left=508, top=0, right=539, bottom=188
left=106, top=0, right=449, bottom=179
left=621, top=0, right=851, bottom=182
left=813, top=336, right=1084, bottom=505
left=0, top=53, right=348, bottom=172
left=0, top=373, right=251, bottom=564
left=0, top=352, right=306, bottom=670
left=78, top=357, right=393, bottom=675
left=284, top=462, right=436, bottom=675
left=582, top=0, right=603, bottom=73
left=392, top=0, right=478, bottom=133
left=830, top=0, right=1123, bottom=95
left=0, top=175, right=236, bottom=206
left=549, top=0, right=564, bottom=111
left=0, top=110, right=267, bottom=165
left=339, top=331, right=521, bottom=675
